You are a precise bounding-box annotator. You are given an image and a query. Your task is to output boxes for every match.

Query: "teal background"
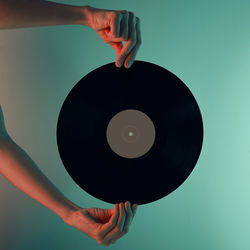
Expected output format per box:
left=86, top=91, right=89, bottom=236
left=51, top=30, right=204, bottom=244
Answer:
left=1, top=0, right=250, bottom=249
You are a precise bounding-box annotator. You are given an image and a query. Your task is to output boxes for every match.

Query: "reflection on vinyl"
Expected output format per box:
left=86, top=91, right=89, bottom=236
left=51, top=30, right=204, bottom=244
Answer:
left=56, top=60, right=203, bottom=205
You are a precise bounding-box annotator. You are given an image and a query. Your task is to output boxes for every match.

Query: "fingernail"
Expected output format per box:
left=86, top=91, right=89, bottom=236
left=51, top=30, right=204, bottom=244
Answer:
left=126, top=61, right=132, bottom=69
left=116, top=61, right=122, bottom=68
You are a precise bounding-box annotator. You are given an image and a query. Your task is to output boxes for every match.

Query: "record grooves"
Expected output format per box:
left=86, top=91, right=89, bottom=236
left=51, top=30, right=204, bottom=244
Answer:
left=56, top=61, right=203, bottom=205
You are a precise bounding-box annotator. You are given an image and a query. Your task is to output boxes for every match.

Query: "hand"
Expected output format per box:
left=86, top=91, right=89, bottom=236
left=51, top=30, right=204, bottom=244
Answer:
left=63, top=201, right=138, bottom=246
left=84, top=6, right=141, bottom=69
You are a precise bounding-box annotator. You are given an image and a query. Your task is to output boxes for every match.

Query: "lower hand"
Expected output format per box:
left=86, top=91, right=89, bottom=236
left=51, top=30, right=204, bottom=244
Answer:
left=84, top=6, right=141, bottom=69
left=63, top=201, right=138, bottom=246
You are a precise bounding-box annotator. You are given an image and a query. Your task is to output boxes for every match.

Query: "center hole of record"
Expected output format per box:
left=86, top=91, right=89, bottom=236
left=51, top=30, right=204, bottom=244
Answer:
left=106, top=109, right=156, bottom=159
left=121, top=125, right=139, bottom=143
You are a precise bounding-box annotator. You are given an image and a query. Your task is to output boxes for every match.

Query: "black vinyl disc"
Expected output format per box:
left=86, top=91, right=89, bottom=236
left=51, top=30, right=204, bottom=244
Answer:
left=56, top=61, right=203, bottom=205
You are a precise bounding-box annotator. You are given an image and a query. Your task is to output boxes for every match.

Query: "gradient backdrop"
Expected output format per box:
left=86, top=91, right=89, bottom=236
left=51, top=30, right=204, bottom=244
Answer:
left=1, top=0, right=250, bottom=249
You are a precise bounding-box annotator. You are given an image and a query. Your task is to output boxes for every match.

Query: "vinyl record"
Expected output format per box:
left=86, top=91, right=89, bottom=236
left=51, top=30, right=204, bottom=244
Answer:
left=56, top=60, right=203, bottom=205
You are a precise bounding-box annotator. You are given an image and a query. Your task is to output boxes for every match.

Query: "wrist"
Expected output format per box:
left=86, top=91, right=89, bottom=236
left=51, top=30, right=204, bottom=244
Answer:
left=77, top=5, right=94, bottom=27
left=56, top=199, right=82, bottom=223
left=57, top=5, right=92, bottom=27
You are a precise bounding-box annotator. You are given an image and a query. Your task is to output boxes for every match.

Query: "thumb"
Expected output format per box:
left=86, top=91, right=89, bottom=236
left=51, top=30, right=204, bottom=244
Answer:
left=109, top=42, right=123, bottom=67
left=106, top=203, right=118, bottom=217
left=108, top=42, right=123, bottom=65
left=82, top=209, right=99, bottom=224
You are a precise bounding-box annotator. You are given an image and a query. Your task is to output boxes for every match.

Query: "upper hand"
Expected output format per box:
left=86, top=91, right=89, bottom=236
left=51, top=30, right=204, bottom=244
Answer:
left=85, top=6, right=141, bottom=69
left=64, top=201, right=138, bottom=246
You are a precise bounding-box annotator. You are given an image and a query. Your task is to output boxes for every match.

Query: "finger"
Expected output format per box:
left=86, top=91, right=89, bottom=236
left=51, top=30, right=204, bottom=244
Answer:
left=110, top=12, right=122, bottom=38
left=99, top=204, right=119, bottom=237
left=132, top=203, right=138, bottom=217
left=117, top=203, right=126, bottom=232
left=116, top=12, right=136, bottom=67
left=120, top=11, right=129, bottom=40
left=122, top=201, right=134, bottom=233
left=104, top=202, right=129, bottom=246
left=103, top=202, right=126, bottom=242
left=96, top=204, right=119, bottom=246
left=106, top=201, right=133, bottom=245
left=124, top=17, right=141, bottom=69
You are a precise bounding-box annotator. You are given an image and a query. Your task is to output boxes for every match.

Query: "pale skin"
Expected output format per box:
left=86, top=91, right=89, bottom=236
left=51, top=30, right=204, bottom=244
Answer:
left=0, top=0, right=142, bottom=68
left=0, top=106, right=138, bottom=246
left=0, top=0, right=141, bottom=247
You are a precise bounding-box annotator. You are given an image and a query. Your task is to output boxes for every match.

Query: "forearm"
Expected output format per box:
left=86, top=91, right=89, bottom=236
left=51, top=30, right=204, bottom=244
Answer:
left=0, top=136, right=80, bottom=221
left=0, top=0, right=90, bottom=29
